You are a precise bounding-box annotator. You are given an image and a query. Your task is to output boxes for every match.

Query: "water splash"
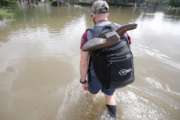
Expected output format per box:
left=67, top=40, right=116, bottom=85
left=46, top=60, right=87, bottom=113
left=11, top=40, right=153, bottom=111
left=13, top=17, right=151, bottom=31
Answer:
left=116, top=90, right=168, bottom=120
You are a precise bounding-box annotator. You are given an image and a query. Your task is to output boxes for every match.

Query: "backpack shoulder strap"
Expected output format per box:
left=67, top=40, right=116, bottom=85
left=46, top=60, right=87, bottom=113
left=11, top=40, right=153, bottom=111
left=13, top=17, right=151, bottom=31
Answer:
left=86, top=28, right=95, bottom=41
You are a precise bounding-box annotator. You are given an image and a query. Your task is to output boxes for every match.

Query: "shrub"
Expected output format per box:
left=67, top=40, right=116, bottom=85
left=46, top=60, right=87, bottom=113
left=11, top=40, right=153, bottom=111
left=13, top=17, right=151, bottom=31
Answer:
left=169, top=0, right=180, bottom=7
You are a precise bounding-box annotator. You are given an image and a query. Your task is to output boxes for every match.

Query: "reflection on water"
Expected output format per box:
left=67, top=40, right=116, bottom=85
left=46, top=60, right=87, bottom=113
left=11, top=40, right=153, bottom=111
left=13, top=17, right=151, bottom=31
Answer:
left=0, top=6, right=180, bottom=120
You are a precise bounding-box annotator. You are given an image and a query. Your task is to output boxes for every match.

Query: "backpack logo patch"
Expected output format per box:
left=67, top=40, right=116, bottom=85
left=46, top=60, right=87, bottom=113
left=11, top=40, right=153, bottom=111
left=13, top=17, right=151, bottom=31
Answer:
left=118, top=68, right=132, bottom=76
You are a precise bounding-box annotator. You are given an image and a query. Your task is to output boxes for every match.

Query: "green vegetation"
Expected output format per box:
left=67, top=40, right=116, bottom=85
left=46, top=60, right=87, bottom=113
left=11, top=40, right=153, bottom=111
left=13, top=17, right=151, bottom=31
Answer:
left=0, top=0, right=180, bottom=20
left=143, top=0, right=180, bottom=7
left=167, top=0, right=180, bottom=15
left=0, top=9, right=14, bottom=20
left=0, top=0, right=16, bottom=20
left=143, top=0, right=170, bottom=6
left=0, top=0, right=17, bottom=7
left=169, top=0, right=180, bottom=7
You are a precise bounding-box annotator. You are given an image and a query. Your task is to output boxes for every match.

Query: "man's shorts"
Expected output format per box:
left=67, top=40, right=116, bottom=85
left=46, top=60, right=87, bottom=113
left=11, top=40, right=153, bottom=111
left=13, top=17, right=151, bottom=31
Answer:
left=88, top=65, right=115, bottom=96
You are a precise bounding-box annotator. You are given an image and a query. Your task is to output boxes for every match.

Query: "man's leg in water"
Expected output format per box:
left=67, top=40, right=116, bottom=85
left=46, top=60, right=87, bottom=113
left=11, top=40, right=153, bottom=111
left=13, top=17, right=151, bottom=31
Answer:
left=105, top=94, right=116, bottom=105
left=88, top=69, right=117, bottom=117
left=103, top=89, right=117, bottom=118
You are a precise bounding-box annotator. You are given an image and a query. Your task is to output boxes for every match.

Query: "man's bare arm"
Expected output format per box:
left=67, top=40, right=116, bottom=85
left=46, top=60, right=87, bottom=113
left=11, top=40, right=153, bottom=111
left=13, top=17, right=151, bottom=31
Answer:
left=80, top=50, right=90, bottom=81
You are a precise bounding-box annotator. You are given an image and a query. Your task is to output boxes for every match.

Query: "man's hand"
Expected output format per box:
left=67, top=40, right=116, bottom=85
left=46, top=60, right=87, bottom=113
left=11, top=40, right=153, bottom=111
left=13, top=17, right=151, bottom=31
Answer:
left=82, top=82, right=88, bottom=91
left=80, top=79, right=88, bottom=93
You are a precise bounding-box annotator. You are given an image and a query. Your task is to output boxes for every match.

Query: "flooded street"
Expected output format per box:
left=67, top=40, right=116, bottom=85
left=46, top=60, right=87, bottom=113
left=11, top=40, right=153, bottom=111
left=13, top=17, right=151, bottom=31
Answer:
left=0, top=6, right=180, bottom=120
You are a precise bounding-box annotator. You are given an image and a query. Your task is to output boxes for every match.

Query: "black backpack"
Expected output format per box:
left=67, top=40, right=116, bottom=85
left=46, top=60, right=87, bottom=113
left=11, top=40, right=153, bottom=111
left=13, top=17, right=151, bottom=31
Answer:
left=88, top=23, right=135, bottom=89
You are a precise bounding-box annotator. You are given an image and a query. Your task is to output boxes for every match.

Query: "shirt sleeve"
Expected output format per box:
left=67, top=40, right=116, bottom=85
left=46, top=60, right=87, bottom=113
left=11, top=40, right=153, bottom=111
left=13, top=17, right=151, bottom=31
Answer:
left=80, top=30, right=88, bottom=49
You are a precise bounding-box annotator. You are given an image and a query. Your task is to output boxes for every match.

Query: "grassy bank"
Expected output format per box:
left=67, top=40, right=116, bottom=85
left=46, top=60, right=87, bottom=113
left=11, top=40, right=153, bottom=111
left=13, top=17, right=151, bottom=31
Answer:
left=0, top=9, right=14, bottom=20
left=0, top=0, right=16, bottom=20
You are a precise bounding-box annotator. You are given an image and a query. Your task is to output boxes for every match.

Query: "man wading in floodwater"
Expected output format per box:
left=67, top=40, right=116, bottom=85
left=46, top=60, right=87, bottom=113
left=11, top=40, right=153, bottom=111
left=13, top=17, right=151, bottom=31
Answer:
left=80, top=0, right=135, bottom=119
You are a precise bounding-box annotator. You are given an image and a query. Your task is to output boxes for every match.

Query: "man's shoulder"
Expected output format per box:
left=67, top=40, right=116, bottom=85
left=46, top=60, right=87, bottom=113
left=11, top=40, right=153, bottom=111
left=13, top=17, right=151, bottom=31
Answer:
left=80, top=29, right=93, bottom=49
left=82, top=28, right=93, bottom=38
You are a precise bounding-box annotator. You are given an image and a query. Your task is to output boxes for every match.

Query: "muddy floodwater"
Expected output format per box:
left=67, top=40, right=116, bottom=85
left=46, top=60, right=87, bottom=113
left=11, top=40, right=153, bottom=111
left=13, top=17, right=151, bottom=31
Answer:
left=0, top=5, right=180, bottom=120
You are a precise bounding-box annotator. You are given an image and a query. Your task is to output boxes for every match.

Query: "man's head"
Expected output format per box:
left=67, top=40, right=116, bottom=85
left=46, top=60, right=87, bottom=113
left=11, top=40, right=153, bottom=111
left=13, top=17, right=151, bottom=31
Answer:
left=91, top=0, right=110, bottom=24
